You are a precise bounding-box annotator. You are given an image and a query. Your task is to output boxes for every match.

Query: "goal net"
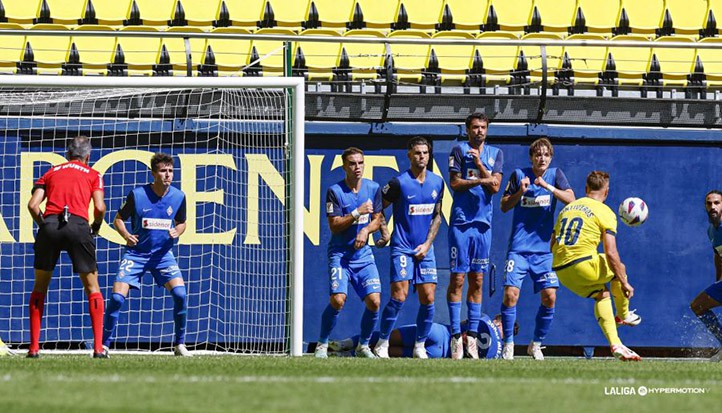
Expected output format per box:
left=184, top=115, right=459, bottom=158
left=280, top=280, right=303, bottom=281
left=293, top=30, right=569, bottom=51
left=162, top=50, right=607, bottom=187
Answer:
left=0, top=76, right=305, bottom=356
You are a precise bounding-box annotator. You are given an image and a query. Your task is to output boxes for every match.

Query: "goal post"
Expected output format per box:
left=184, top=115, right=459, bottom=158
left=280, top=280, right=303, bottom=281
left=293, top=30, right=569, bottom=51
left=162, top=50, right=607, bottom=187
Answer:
left=0, top=76, right=305, bottom=356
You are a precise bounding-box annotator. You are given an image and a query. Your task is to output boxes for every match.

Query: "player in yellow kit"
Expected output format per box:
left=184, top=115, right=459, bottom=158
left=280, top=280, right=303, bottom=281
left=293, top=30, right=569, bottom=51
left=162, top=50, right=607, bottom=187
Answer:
left=551, top=171, right=642, bottom=361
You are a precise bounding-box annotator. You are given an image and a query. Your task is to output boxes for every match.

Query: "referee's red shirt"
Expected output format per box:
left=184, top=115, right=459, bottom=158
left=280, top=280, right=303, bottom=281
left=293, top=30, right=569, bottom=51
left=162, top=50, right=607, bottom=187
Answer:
left=34, top=160, right=104, bottom=222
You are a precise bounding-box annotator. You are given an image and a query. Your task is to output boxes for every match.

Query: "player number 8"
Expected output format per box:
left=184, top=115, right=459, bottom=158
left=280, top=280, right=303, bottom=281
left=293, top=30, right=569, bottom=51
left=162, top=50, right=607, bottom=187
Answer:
left=504, top=259, right=515, bottom=274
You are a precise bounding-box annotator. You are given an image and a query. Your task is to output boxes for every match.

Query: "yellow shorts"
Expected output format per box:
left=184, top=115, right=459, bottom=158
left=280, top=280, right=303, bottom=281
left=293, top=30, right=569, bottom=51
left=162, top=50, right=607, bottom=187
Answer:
left=555, top=254, right=614, bottom=298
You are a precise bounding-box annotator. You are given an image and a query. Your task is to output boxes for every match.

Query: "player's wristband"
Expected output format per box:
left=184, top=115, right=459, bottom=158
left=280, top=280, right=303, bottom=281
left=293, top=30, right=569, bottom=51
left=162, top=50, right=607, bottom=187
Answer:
left=91, top=221, right=102, bottom=234
left=547, top=185, right=557, bottom=195
left=351, top=209, right=361, bottom=221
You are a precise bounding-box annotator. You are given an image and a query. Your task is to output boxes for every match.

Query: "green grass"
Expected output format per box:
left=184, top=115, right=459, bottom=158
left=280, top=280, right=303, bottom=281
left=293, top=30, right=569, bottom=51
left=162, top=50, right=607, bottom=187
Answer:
left=0, top=355, right=719, bottom=412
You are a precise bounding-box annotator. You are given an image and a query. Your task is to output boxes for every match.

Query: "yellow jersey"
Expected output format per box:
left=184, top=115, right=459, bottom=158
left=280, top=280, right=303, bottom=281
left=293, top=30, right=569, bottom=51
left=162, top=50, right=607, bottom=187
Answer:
left=551, top=196, right=617, bottom=268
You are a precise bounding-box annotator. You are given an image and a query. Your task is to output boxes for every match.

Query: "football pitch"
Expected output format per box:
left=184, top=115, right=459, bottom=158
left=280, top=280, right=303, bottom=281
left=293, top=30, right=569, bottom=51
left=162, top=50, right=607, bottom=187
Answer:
left=0, top=355, right=719, bottom=412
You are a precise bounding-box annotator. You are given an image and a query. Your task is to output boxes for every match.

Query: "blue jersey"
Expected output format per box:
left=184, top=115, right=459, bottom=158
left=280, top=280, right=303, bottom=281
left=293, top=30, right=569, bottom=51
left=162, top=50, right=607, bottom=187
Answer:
left=118, top=184, right=187, bottom=256
left=448, top=141, right=503, bottom=227
left=326, top=178, right=382, bottom=260
left=382, top=170, right=444, bottom=255
left=505, top=167, right=571, bottom=253
left=708, top=223, right=722, bottom=256
left=477, top=314, right=503, bottom=359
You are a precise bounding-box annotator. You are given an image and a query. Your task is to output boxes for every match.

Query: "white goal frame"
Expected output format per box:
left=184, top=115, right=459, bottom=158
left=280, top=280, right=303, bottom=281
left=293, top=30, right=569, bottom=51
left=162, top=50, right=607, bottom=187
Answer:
left=0, top=75, right=305, bottom=356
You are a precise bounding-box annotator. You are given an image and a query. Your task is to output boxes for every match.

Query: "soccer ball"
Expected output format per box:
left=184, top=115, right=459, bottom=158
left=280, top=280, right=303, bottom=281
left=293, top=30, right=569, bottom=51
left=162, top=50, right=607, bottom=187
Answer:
left=618, top=197, right=648, bottom=227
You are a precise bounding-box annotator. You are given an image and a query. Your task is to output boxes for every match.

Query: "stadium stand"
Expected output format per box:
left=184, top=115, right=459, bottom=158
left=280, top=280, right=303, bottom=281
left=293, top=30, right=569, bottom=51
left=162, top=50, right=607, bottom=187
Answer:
left=664, top=0, right=709, bottom=37
left=520, top=32, right=564, bottom=86
left=220, top=0, right=266, bottom=29
left=20, top=23, right=71, bottom=75
left=161, top=26, right=207, bottom=75
left=44, top=0, right=92, bottom=25
left=311, top=0, right=355, bottom=30
left=474, top=31, right=526, bottom=92
left=396, top=0, right=445, bottom=31
left=352, top=0, right=400, bottom=31
left=292, top=29, right=341, bottom=81
left=486, top=0, right=533, bottom=34
left=696, top=36, right=722, bottom=89
left=3, top=0, right=42, bottom=25
left=264, top=0, right=310, bottom=30
left=619, top=0, right=665, bottom=36
left=573, top=0, right=621, bottom=35
left=247, top=27, right=295, bottom=76
left=0, top=23, right=26, bottom=74
left=531, top=0, right=577, bottom=34
left=69, top=24, right=117, bottom=75
left=339, top=29, right=386, bottom=87
left=129, top=0, right=178, bottom=26
left=93, top=0, right=132, bottom=26
left=198, top=27, right=252, bottom=76
left=385, top=29, right=431, bottom=90
left=707, top=0, right=722, bottom=37
left=113, top=26, right=162, bottom=75
left=648, top=36, right=696, bottom=96
left=557, top=33, right=608, bottom=94
left=441, top=0, right=488, bottom=32
left=429, top=31, right=475, bottom=89
left=605, top=34, right=652, bottom=95
left=179, top=0, right=222, bottom=27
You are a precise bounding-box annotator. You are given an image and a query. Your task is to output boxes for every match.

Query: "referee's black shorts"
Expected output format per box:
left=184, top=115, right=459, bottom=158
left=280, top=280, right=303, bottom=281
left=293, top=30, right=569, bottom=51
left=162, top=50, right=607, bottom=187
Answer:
left=33, top=214, right=97, bottom=273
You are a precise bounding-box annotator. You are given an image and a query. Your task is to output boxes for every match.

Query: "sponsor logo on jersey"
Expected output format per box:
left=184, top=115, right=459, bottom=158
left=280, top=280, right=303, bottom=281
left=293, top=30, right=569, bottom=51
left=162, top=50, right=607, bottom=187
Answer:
left=142, top=218, right=173, bottom=230
left=408, top=203, right=435, bottom=216
left=382, top=184, right=390, bottom=194
left=419, top=267, right=437, bottom=275
left=471, top=258, right=490, bottom=265
left=361, top=278, right=381, bottom=288
left=466, top=168, right=480, bottom=180
left=521, top=194, right=551, bottom=208
left=356, top=214, right=369, bottom=225
left=326, top=202, right=334, bottom=214
left=160, top=265, right=180, bottom=274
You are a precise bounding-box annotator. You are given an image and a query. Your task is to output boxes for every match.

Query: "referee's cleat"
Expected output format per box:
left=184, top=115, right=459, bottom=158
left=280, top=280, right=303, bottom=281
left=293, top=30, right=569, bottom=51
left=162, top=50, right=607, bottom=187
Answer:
left=611, top=343, right=641, bottom=361
left=615, top=310, right=642, bottom=327
left=314, top=342, right=328, bottom=359
left=174, top=344, right=193, bottom=357
left=26, top=351, right=39, bottom=359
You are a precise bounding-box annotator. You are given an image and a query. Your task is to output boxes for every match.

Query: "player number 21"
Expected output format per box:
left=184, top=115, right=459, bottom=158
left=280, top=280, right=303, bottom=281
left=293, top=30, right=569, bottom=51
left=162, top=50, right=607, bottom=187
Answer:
left=557, top=217, right=584, bottom=246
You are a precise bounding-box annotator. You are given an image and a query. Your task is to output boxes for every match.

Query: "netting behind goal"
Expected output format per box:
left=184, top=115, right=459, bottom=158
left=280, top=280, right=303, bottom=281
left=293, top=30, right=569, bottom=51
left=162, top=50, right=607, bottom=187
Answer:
left=0, top=78, right=304, bottom=355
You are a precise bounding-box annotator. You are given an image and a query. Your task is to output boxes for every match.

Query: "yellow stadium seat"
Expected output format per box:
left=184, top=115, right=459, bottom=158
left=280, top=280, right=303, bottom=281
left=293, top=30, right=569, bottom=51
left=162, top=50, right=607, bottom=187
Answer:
left=397, top=0, right=444, bottom=31
left=249, top=28, right=295, bottom=76
left=311, top=0, right=355, bottom=29
left=131, top=0, right=176, bottom=26
left=70, top=24, right=117, bottom=75
left=442, top=0, right=488, bottom=31
left=341, top=29, right=386, bottom=81
left=180, top=0, right=222, bottom=26
left=24, top=24, right=71, bottom=75
left=486, top=0, right=533, bottom=34
left=532, top=0, right=576, bottom=33
left=162, top=26, right=207, bottom=76
left=664, top=0, right=708, bottom=35
left=619, top=0, right=665, bottom=35
left=520, top=32, right=563, bottom=84
left=474, top=32, right=522, bottom=86
left=560, top=33, right=608, bottom=86
left=387, top=30, right=431, bottom=84
left=265, top=0, right=310, bottom=29
left=574, top=0, right=621, bottom=34
left=0, top=23, right=27, bottom=74
left=94, top=0, right=132, bottom=26
left=199, top=27, right=252, bottom=76
left=608, top=34, right=652, bottom=89
left=430, top=31, right=475, bottom=85
left=115, top=26, right=162, bottom=75
left=44, top=0, right=89, bottom=25
left=650, top=36, right=696, bottom=87
left=293, top=29, right=341, bottom=81
left=221, top=0, right=266, bottom=29
left=353, top=0, right=400, bottom=30
left=4, top=0, right=42, bottom=24
left=696, top=37, right=722, bottom=87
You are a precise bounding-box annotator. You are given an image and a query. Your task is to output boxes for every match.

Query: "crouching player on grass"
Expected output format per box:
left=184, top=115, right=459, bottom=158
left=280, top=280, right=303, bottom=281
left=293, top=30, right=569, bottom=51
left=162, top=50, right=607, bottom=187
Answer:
left=102, top=153, right=192, bottom=357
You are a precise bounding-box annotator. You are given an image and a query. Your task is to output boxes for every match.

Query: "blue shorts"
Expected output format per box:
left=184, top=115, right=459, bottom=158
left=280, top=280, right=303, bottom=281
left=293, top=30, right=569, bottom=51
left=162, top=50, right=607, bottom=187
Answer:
left=390, top=250, right=438, bottom=285
left=114, top=251, right=183, bottom=290
left=328, top=253, right=381, bottom=299
left=503, top=252, right=559, bottom=293
left=704, top=280, right=722, bottom=303
left=449, top=224, right=491, bottom=274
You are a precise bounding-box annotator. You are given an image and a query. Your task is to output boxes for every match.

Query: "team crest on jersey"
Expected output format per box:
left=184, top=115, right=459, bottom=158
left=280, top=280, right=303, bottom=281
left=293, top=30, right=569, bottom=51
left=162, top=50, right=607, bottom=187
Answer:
left=400, top=268, right=407, bottom=277
left=488, top=157, right=495, bottom=167
left=431, top=190, right=438, bottom=200
left=331, top=281, right=339, bottom=290
left=167, top=206, right=173, bottom=216
left=521, top=195, right=551, bottom=207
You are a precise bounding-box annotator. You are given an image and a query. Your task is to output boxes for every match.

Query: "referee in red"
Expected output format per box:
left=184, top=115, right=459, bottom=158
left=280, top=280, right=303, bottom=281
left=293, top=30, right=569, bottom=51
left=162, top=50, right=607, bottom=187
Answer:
left=27, top=136, right=107, bottom=358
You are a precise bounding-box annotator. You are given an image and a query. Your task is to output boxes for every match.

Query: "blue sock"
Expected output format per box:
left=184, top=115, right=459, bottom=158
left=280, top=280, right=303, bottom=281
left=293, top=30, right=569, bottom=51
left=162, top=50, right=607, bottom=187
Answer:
left=534, top=305, right=555, bottom=343
left=501, top=304, right=516, bottom=344
left=415, top=303, right=435, bottom=342
left=379, top=298, right=405, bottom=340
left=319, top=304, right=340, bottom=344
left=448, top=301, right=462, bottom=335
left=699, top=310, right=722, bottom=345
left=467, top=301, right=482, bottom=334
left=170, top=285, right=187, bottom=345
left=359, top=308, right=379, bottom=346
left=102, top=293, right=125, bottom=347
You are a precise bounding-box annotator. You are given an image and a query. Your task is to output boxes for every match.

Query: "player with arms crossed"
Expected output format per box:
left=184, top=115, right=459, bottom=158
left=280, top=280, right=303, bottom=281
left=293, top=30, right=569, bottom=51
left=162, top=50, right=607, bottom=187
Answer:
left=315, top=147, right=384, bottom=359
left=499, top=138, right=575, bottom=360
left=27, top=136, right=107, bottom=358
left=447, top=112, right=503, bottom=359
left=102, top=153, right=192, bottom=357
left=374, top=136, right=444, bottom=359
left=551, top=171, right=641, bottom=361
left=690, top=190, right=722, bottom=361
